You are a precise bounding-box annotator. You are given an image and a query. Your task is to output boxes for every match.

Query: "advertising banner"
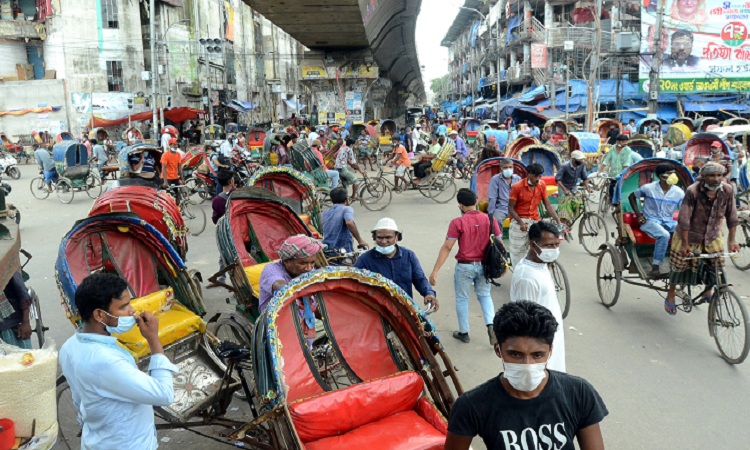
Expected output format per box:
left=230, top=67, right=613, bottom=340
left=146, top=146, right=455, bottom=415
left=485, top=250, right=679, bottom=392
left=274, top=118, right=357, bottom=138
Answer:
left=531, top=43, right=548, bottom=69
left=640, top=0, right=750, bottom=93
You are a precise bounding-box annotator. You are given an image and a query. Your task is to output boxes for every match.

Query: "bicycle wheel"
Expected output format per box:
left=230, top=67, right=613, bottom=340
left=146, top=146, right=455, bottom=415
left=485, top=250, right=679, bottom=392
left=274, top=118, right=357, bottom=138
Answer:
left=731, top=223, right=750, bottom=271
left=206, top=311, right=255, bottom=398
left=184, top=177, right=199, bottom=200
left=56, top=376, right=82, bottom=450
left=30, top=176, right=50, bottom=199
left=359, top=178, right=392, bottom=211
left=182, top=200, right=207, bottom=236
left=7, top=166, right=20, bottom=180
left=85, top=175, right=102, bottom=199
left=596, top=246, right=621, bottom=307
left=55, top=178, right=74, bottom=204
left=194, top=177, right=213, bottom=203
left=597, top=187, right=609, bottom=215
left=578, top=213, right=609, bottom=256
left=29, top=288, right=46, bottom=348
left=549, top=262, right=571, bottom=319
left=429, top=173, right=457, bottom=203
left=587, top=175, right=605, bottom=203
left=709, top=289, right=750, bottom=364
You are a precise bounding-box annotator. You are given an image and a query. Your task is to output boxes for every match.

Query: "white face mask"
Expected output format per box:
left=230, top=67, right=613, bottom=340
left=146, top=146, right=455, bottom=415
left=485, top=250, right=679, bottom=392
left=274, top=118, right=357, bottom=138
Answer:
left=534, top=242, right=560, bottom=263
left=503, top=361, right=547, bottom=391
left=502, top=168, right=514, bottom=178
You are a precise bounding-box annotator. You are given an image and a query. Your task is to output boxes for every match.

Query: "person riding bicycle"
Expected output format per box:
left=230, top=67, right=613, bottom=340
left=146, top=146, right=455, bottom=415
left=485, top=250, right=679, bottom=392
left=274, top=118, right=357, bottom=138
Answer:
left=357, top=129, right=375, bottom=171
left=34, top=143, right=57, bottom=193
left=507, top=163, right=563, bottom=266
left=664, top=162, right=739, bottom=315
left=599, top=134, right=634, bottom=202
left=556, top=150, right=589, bottom=197
left=628, top=163, right=685, bottom=277
left=334, top=138, right=363, bottom=201
left=321, top=187, right=368, bottom=253
left=385, top=135, right=411, bottom=192
left=449, top=130, right=470, bottom=176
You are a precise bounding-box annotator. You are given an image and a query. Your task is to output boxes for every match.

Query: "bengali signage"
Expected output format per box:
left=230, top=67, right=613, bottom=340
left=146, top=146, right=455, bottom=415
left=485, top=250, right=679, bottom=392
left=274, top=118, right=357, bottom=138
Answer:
left=301, top=66, right=326, bottom=80
left=640, top=0, right=750, bottom=93
left=531, top=43, right=548, bottom=69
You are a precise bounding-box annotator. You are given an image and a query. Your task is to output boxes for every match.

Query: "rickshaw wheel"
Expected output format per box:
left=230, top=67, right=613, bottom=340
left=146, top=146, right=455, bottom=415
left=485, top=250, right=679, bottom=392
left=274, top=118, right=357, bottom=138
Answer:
left=578, top=213, right=609, bottom=256
left=730, top=222, right=750, bottom=271
left=206, top=311, right=255, bottom=399
left=7, top=166, right=20, bottom=179
left=184, top=177, right=199, bottom=200
left=358, top=178, right=391, bottom=211
left=182, top=200, right=207, bottom=236
left=429, top=174, right=457, bottom=204
left=30, top=176, right=50, bottom=199
left=56, top=375, right=82, bottom=450
left=709, top=289, right=750, bottom=364
left=29, top=288, right=46, bottom=348
left=85, top=175, right=102, bottom=199
left=596, top=246, right=621, bottom=307
left=194, top=178, right=213, bottom=203
left=55, top=178, right=74, bottom=204
left=549, top=262, right=571, bottom=319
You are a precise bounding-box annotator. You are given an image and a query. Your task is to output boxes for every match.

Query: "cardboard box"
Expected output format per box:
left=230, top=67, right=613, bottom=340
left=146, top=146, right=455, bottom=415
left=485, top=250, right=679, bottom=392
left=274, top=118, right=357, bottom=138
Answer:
left=43, top=69, right=56, bottom=79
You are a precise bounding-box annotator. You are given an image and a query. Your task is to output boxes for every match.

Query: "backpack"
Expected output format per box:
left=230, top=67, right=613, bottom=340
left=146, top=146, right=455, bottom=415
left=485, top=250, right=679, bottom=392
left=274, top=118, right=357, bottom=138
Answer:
left=483, top=213, right=510, bottom=285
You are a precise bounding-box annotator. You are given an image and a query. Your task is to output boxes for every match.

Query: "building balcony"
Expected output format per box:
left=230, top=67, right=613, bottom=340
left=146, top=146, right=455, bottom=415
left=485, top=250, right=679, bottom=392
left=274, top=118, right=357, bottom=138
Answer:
left=506, top=61, right=532, bottom=84
left=508, top=17, right=545, bottom=46
left=0, top=18, right=46, bottom=40
left=546, top=23, right=612, bottom=51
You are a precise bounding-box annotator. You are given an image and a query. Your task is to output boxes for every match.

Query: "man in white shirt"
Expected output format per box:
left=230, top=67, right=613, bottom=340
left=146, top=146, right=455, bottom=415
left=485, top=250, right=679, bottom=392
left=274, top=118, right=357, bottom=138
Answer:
left=160, top=131, right=171, bottom=152
left=509, top=221, right=566, bottom=372
left=218, top=133, right=233, bottom=159
left=59, top=273, right=177, bottom=450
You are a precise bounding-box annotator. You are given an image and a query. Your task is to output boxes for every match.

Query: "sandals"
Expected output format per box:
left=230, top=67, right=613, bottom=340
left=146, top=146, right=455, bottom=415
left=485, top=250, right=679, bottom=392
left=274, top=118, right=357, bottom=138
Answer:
left=664, top=299, right=677, bottom=316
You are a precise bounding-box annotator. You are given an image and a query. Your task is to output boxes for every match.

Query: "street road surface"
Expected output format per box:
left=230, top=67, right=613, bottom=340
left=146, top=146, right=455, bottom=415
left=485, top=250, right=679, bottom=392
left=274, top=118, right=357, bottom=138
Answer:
left=7, top=164, right=747, bottom=449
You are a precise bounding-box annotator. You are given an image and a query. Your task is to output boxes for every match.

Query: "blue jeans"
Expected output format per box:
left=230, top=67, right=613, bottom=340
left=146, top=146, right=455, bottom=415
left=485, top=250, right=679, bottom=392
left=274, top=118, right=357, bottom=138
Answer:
left=0, top=328, right=32, bottom=349
left=454, top=263, right=495, bottom=333
left=326, top=169, right=340, bottom=188
left=211, top=174, right=221, bottom=196
left=640, top=218, right=676, bottom=265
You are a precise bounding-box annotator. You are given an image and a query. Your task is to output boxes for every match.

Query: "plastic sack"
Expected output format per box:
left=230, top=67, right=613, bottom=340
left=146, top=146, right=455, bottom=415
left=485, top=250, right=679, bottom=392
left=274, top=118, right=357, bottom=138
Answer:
left=0, top=338, right=58, bottom=448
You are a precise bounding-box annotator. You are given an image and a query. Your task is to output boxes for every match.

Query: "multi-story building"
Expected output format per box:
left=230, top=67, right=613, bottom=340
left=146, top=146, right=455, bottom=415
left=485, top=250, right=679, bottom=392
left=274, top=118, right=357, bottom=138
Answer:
left=0, top=0, right=304, bottom=138
left=442, top=0, right=641, bottom=119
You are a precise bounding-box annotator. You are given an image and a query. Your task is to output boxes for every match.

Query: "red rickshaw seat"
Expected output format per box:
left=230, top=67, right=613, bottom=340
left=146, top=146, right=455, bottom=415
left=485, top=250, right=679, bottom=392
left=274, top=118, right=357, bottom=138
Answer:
left=622, top=212, right=679, bottom=245
left=289, top=371, right=446, bottom=449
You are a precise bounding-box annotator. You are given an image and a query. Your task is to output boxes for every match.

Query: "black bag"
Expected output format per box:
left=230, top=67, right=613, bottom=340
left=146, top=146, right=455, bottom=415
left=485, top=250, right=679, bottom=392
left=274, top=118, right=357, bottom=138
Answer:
left=483, top=213, right=509, bottom=285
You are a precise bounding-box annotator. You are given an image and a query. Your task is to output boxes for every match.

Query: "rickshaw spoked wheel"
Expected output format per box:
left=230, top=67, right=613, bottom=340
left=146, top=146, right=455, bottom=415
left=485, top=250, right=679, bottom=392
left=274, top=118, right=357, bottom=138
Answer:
left=55, top=178, right=74, bottom=204
left=708, top=289, right=750, bottom=364
left=730, top=222, right=750, bottom=271
left=29, top=288, right=46, bottom=348
left=358, top=178, right=391, bottom=212
left=596, top=245, right=621, bottom=307
left=429, top=173, right=457, bottom=204
left=549, top=262, right=571, bottom=319
left=30, top=175, right=50, bottom=200
left=56, top=375, right=82, bottom=450
left=85, top=175, right=102, bottom=199
left=578, top=212, right=609, bottom=256
left=206, top=311, right=255, bottom=399
left=182, top=200, right=207, bottom=236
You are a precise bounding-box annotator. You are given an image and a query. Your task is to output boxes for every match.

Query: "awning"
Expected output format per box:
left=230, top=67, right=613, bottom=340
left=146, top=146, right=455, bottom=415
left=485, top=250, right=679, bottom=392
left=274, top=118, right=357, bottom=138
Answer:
left=683, top=101, right=750, bottom=113
left=226, top=99, right=258, bottom=112
left=284, top=99, right=306, bottom=110
left=87, top=107, right=204, bottom=128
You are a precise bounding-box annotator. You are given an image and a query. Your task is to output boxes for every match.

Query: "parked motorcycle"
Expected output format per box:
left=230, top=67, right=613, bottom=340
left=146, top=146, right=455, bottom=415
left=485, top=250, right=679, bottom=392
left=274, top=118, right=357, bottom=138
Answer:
left=0, top=174, right=20, bottom=224
left=0, top=153, right=20, bottom=179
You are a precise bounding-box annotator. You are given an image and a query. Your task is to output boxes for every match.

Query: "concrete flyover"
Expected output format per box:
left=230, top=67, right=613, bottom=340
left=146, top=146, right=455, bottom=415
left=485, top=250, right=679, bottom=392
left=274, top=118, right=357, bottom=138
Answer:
left=245, top=0, right=425, bottom=100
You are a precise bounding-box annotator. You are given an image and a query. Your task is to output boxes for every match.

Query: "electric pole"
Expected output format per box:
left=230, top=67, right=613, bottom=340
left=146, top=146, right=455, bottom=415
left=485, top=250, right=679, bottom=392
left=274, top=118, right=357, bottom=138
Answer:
left=647, top=0, right=664, bottom=114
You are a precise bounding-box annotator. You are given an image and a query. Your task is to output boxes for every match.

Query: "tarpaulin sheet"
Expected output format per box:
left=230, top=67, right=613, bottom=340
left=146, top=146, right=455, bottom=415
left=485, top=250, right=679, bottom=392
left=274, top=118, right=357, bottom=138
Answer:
left=0, top=105, right=62, bottom=117
left=284, top=99, right=306, bottom=110
left=683, top=102, right=750, bottom=112
left=87, top=107, right=204, bottom=128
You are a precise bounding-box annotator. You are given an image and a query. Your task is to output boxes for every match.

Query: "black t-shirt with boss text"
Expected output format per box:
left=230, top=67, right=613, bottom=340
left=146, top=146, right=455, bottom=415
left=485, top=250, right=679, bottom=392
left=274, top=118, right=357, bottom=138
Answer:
left=448, top=370, right=608, bottom=450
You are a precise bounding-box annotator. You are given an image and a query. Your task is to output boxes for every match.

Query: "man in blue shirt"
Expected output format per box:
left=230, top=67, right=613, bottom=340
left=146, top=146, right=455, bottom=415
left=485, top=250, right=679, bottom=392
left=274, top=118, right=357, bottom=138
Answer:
left=487, top=158, right=521, bottom=223
left=495, top=125, right=509, bottom=151
left=355, top=218, right=438, bottom=311
left=628, top=163, right=685, bottom=276
left=321, top=187, right=368, bottom=253
left=59, top=273, right=177, bottom=450
left=437, top=123, right=448, bottom=137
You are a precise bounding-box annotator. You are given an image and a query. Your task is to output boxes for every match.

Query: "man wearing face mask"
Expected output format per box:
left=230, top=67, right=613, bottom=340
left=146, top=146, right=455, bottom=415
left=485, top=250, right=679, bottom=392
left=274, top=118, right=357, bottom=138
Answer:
left=59, top=273, right=177, bottom=450
left=161, top=138, right=185, bottom=190
left=509, top=221, right=566, bottom=372
left=628, top=163, right=685, bottom=277
left=354, top=218, right=438, bottom=312
left=507, top=163, right=563, bottom=266
left=555, top=150, right=589, bottom=197
left=665, top=162, right=739, bottom=315
left=445, top=301, right=608, bottom=450
left=487, top=158, right=521, bottom=224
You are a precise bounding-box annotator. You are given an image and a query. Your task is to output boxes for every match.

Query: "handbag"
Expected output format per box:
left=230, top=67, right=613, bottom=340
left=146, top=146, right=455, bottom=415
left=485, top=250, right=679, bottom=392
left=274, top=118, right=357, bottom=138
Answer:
left=483, top=213, right=510, bottom=285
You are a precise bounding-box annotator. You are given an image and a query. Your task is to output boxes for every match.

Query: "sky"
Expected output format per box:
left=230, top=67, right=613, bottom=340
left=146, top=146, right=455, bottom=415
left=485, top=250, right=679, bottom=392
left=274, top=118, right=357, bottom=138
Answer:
left=416, top=0, right=464, bottom=101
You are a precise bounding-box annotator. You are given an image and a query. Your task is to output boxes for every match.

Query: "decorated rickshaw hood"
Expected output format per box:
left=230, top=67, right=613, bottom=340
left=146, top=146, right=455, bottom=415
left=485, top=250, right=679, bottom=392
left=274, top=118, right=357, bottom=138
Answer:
left=611, top=158, right=694, bottom=205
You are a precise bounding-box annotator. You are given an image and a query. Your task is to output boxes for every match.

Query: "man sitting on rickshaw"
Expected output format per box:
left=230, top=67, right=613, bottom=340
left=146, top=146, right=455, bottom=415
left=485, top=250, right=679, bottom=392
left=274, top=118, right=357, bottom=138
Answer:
left=488, top=159, right=521, bottom=224
left=357, top=128, right=374, bottom=171
left=600, top=134, right=634, bottom=201
left=665, top=162, right=739, bottom=315
left=385, top=135, right=412, bottom=192
left=1, top=271, right=32, bottom=349
left=128, top=150, right=159, bottom=186
left=413, top=135, right=444, bottom=183
left=628, top=163, right=685, bottom=277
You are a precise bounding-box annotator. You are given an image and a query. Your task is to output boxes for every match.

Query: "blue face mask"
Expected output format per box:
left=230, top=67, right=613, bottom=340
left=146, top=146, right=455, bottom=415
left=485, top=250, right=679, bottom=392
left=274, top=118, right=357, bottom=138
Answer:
left=100, top=310, right=137, bottom=335
left=375, top=245, right=396, bottom=255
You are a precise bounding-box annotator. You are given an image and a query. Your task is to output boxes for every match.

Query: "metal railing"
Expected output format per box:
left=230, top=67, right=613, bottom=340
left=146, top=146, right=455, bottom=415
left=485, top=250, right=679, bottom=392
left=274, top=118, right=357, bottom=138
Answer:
left=546, top=22, right=612, bottom=50
left=507, top=61, right=532, bottom=83
left=533, top=68, right=547, bottom=86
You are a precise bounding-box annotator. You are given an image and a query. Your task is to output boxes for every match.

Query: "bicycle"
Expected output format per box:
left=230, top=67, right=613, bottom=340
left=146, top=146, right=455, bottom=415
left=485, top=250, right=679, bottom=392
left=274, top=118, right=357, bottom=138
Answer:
left=165, top=184, right=207, bottom=236
left=597, top=176, right=618, bottom=215
left=732, top=211, right=750, bottom=270
left=30, top=169, right=57, bottom=200
left=557, top=186, right=609, bottom=256
left=355, top=166, right=457, bottom=211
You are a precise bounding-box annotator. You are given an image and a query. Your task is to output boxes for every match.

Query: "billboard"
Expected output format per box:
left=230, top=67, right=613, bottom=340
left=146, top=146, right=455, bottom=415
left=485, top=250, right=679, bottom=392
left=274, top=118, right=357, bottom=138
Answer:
left=640, top=0, right=750, bottom=93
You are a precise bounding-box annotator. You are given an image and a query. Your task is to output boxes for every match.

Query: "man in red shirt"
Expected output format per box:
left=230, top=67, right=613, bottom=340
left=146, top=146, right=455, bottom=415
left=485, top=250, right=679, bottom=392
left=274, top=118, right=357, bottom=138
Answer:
left=386, top=135, right=412, bottom=191
left=430, top=188, right=502, bottom=345
left=507, top=163, right=562, bottom=265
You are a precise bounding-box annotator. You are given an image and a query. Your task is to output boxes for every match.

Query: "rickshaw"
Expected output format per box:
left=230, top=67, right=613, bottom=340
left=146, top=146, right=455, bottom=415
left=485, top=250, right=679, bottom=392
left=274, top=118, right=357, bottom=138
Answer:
left=352, top=123, right=379, bottom=166
left=724, top=117, right=750, bottom=126
left=249, top=166, right=323, bottom=234
left=247, top=127, right=266, bottom=159
left=88, top=127, right=109, bottom=142
left=117, top=143, right=163, bottom=182
left=213, top=186, right=321, bottom=321
left=367, top=119, right=380, bottom=127
left=226, top=122, right=239, bottom=134
left=55, top=213, right=243, bottom=449
left=544, top=119, right=570, bottom=136
left=666, top=122, right=693, bottom=147
left=683, top=133, right=731, bottom=168
left=695, top=117, right=721, bottom=132
left=89, top=185, right=189, bottom=259
left=569, top=132, right=604, bottom=170
left=288, top=140, right=331, bottom=190
left=55, top=132, right=76, bottom=142
left=463, top=118, right=481, bottom=148
left=627, top=137, right=657, bottom=159
left=505, top=136, right=540, bottom=159
left=672, top=117, right=695, bottom=131
left=481, top=119, right=499, bottom=130
left=123, top=126, right=145, bottom=144
left=0, top=132, right=20, bottom=154
left=52, top=141, right=102, bottom=203
left=161, top=124, right=179, bottom=137
left=205, top=124, right=224, bottom=142
left=593, top=118, right=621, bottom=142
left=636, top=118, right=663, bottom=136
left=379, top=119, right=397, bottom=155
left=595, top=158, right=749, bottom=364
left=180, top=145, right=208, bottom=179
left=510, top=143, right=561, bottom=204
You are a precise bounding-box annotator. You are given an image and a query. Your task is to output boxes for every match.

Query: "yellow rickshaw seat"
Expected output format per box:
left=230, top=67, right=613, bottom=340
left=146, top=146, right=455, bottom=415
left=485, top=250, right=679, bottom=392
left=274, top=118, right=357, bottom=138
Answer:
left=245, top=262, right=273, bottom=297
left=114, top=288, right=206, bottom=359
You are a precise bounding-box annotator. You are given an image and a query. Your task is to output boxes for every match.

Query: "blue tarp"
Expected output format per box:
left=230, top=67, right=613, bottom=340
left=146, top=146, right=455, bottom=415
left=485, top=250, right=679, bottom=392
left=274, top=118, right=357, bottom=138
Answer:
left=617, top=104, right=678, bottom=123
left=469, top=20, right=480, bottom=48
left=229, top=99, right=259, bottom=112
left=506, top=15, right=521, bottom=45
left=683, top=101, right=750, bottom=112
left=284, top=99, right=306, bottom=110
left=518, top=85, right=545, bottom=103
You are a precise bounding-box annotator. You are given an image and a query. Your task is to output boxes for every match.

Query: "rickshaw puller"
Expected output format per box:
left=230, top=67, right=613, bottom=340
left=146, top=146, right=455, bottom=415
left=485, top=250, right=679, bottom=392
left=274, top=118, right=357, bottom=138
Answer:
left=628, top=163, right=685, bottom=276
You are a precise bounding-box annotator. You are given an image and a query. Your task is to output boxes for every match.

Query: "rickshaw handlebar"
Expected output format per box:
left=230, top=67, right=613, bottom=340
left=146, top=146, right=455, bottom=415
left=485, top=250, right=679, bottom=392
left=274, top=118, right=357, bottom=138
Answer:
left=686, top=252, right=738, bottom=260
